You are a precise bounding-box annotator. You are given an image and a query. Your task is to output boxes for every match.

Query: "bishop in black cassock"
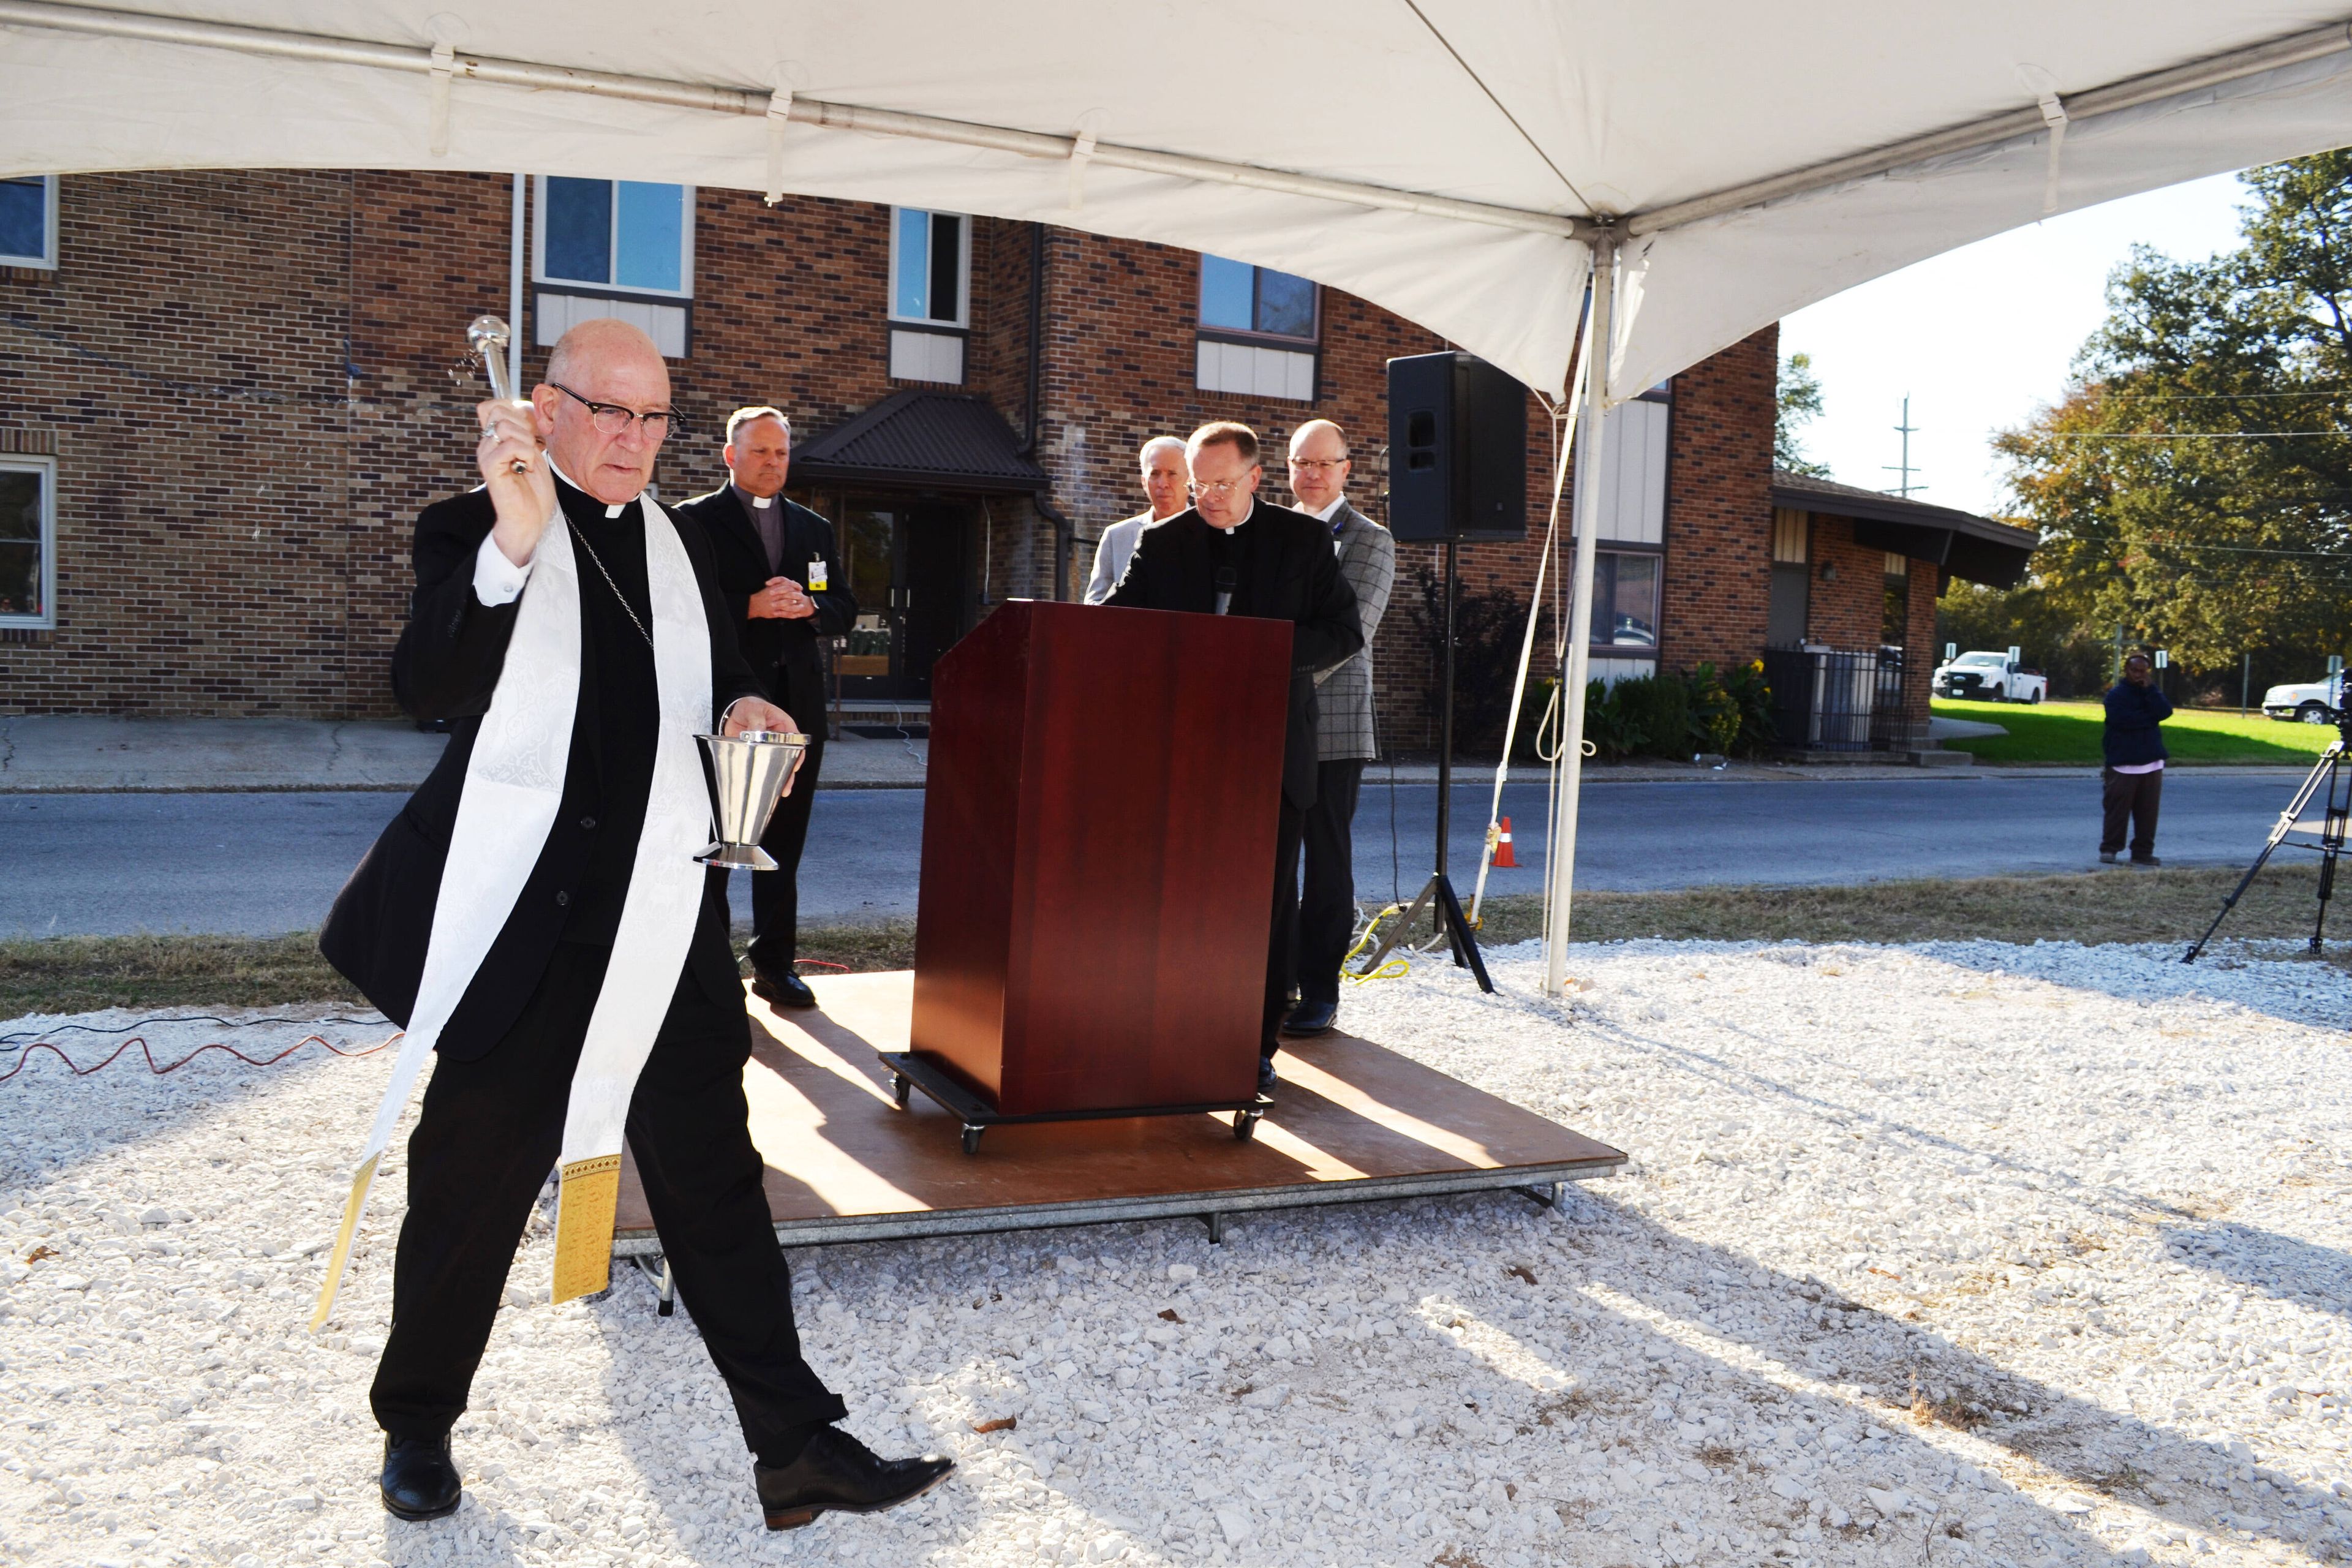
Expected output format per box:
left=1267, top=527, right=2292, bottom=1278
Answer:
left=319, top=319, right=949, bottom=1532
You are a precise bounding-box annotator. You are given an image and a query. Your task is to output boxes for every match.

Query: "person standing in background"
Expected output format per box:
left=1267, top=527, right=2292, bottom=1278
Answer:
left=2101, top=652, right=2171, bottom=867
left=1085, top=435, right=1189, bottom=603
left=1280, top=419, right=1394, bottom=1037
left=679, top=408, right=857, bottom=1007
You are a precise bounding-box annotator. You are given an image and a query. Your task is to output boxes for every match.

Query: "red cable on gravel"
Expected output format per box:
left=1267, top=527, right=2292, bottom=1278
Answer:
left=0, top=1031, right=397, bottom=1085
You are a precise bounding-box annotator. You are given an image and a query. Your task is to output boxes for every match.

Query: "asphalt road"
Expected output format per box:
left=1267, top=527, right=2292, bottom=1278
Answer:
left=0, top=768, right=2324, bottom=938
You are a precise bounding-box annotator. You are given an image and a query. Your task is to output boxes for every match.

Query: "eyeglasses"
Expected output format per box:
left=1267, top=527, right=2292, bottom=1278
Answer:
left=1186, top=478, right=1251, bottom=499
left=1288, top=457, right=1348, bottom=472
left=550, top=382, right=679, bottom=439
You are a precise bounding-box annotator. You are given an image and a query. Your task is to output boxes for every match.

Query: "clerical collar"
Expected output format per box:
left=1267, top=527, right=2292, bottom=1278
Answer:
left=548, top=458, right=636, bottom=519
left=1206, top=499, right=1256, bottom=535
left=733, top=484, right=778, bottom=513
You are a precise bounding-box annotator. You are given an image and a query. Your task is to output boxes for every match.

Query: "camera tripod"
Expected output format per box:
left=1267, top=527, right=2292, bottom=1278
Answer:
left=2182, top=712, right=2351, bottom=963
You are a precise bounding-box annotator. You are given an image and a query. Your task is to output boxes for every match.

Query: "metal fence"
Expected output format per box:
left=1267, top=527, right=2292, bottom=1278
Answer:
left=1761, top=646, right=1880, bottom=752
left=1870, top=649, right=1910, bottom=749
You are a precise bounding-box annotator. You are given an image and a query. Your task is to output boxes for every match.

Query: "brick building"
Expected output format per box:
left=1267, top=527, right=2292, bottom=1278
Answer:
left=0, top=167, right=2030, bottom=751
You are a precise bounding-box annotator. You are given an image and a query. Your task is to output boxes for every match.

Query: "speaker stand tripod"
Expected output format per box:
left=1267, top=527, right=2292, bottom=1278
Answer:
left=1351, top=535, right=1493, bottom=993
left=2182, top=713, right=2351, bottom=963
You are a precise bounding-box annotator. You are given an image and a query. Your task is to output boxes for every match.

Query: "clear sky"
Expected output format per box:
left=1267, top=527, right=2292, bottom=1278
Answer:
left=1777, top=173, right=2254, bottom=520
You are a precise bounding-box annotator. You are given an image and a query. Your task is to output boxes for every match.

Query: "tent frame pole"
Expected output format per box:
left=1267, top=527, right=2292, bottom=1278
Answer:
left=0, top=0, right=1588, bottom=241
left=11, top=1, right=2350, bottom=254
left=1543, top=231, right=1615, bottom=998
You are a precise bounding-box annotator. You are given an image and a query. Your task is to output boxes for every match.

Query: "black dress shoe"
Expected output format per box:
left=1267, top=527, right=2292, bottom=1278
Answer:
left=1257, top=1057, right=1278, bottom=1098
left=753, top=1427, right=954, bottom=1529
left=380, top=1433, right=461, bottom=1521
left=752, top=968, right=819, bottom=1008
left=1281, top=999, right=1337, bottom=1036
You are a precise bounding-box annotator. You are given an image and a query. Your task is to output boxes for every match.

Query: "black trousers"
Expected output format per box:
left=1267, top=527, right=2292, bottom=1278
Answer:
left=746, top=655, right=826, bottom=976
left=1293, top=758, right=1366, bottom=1007
left=1264, top=799, right=1306, bottom=1060
left=371, top=941, right=846, bottom=1451
left=2101, top=766, right=2163, bottom=858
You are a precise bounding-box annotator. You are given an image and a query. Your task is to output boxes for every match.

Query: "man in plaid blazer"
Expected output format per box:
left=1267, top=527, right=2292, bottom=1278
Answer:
left=1281, top=420, right=1396, bottom=1036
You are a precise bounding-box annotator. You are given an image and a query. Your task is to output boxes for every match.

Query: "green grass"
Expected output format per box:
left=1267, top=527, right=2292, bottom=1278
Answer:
left=1932, top=697, right=2339, bottom=765
left=1469, top=863, right=2345, bottom=952
left=9, top=869, right=2345, bottom=1017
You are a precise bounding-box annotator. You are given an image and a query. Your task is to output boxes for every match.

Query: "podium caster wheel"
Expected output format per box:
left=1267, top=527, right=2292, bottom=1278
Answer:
left=1234, top=1109, right=1262, bottom=1143
left=892, top=1072, right=911, bottom=1110
left=961, top=1125, right=984, bottom=1156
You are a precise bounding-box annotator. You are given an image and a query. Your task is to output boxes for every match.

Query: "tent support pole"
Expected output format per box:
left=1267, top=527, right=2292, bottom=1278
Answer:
left=1542, top=231, right=1614, bottom=998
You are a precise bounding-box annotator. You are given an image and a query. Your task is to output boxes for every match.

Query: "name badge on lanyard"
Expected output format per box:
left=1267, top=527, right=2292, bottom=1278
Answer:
left=807, top=557, right=828, bottom=593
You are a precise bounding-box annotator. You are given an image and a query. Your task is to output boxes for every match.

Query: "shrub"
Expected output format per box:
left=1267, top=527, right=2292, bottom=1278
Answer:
left=1613, top=673, right=1694, bottom=760
left=1684, top=662, right=1742, bottom=756
left=1720, top=658, right=1778, bottom=756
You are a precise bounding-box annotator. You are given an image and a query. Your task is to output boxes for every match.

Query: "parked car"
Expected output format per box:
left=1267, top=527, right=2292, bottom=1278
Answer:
left=1933, top=650, right=2047, bottom=703
left=2262, top=675, right=2344, bottom=723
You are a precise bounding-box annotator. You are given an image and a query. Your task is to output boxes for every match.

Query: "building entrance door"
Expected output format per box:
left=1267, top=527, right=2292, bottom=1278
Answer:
left=831, top=494, right=971, bottom=701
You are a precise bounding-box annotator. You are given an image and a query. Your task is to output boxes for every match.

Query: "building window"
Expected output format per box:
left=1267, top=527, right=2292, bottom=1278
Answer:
left=0, top=176, right=58, bottom=270
left=1199, top=256, right=1317, bottom=341
left=1196, top=255, right=1318, bottom=401
left=890, top=209, right=968, bottom=326
left=1882, top=551, right=1910, bottom=648
left=533, top=177, right=693, bottom=358
left=0, top=457, right=56, bottom=627
left=538, top=178, right=692, bottom=295
left=1768, top=506, right=1810, bottom=647
left=1593, top=551, right=1659, bottom=649
left=888, top=208, right=969, bottom=385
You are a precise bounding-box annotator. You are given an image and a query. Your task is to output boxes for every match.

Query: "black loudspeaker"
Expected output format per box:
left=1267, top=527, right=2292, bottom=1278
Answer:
left=1385, top=351, right=1528, bottom=542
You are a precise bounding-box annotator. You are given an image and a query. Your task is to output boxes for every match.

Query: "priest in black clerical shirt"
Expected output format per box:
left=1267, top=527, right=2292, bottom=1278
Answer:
left=319, top=318, right=950, bottom=1532
left=1104, top=420, right=1362, bottom=1094
left=676, top=406, right=855, bottom=1008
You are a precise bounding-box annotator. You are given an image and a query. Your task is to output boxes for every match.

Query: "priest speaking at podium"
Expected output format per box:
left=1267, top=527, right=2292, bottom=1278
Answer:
left=317, top=318, right=950, bottom=1531
left=1105, top=420, right=1362, bottom=1095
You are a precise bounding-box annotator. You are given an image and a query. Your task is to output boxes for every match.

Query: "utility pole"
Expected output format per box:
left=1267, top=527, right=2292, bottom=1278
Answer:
left=1883, top=395, right=1924, bottom=497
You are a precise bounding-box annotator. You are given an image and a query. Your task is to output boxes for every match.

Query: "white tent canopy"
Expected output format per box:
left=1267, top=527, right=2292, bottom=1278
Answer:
left=9, top=1, right=2352, bottom=400
left=10, top=1, right=2352, bottom=986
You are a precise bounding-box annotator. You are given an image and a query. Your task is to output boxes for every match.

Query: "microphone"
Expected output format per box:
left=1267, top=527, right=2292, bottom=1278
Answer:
left=1214, top=566, right=1236, bottom=616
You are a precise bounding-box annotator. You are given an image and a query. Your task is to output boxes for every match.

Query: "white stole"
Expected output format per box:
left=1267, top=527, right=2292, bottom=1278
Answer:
left=313, top=497, right=712, bottom=1330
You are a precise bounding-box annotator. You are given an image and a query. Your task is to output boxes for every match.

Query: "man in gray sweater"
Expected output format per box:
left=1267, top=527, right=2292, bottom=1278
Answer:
left=1280, top=419, right=1396, bottom=1036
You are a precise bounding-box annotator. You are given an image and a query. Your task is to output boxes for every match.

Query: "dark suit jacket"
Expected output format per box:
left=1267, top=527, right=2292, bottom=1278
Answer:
left=320, top=480, right=766, bottom=1061
left=1106, top=498, right=1362, bottom=807
left=676, top=486, right=856, bottom=681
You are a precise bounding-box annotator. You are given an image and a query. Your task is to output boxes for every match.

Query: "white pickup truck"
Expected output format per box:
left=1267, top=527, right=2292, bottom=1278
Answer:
left=1932, top=650, right=2048, bottom=704
left=2262, top=675, right=2344, bottom=723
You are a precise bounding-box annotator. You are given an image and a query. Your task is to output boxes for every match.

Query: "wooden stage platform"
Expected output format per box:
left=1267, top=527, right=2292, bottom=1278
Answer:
left=612, top=971, right=1625, bottom=1257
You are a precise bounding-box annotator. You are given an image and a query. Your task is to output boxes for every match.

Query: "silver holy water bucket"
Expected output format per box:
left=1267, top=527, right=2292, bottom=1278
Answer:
left=696, top=730, right=810, bottom=870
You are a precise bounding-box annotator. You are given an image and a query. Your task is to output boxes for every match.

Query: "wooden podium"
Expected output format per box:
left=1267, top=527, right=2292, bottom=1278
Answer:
left=899, top=600, right=1291, bottom=1147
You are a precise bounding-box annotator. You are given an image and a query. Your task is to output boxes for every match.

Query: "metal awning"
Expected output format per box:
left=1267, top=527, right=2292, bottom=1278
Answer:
left=1771, top=468, right=2040, bottom=589
left=790, top=391, right=1049, bottom=495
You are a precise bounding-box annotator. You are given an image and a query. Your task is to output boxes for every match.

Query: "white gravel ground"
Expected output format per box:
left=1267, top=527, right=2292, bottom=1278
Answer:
left=4, top=937, right=2352, bottom=1568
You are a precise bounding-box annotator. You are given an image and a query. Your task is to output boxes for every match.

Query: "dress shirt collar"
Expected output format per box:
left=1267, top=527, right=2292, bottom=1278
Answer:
left=1306, top=494, right=1348, bottom=528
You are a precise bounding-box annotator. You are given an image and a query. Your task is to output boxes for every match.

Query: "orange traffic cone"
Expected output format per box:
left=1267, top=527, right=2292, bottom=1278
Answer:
left=1494, top=816, right=1516, bottom=868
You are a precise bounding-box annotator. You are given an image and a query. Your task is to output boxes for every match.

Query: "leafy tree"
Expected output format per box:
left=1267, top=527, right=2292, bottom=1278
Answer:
left=1776, top=351, right=1831, bottom=477
left=1995, top=152, right=2352, bottom=692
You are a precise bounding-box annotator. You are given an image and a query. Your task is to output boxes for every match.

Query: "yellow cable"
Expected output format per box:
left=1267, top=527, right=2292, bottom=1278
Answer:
left=1341, top=905, right=1414, bottom=984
